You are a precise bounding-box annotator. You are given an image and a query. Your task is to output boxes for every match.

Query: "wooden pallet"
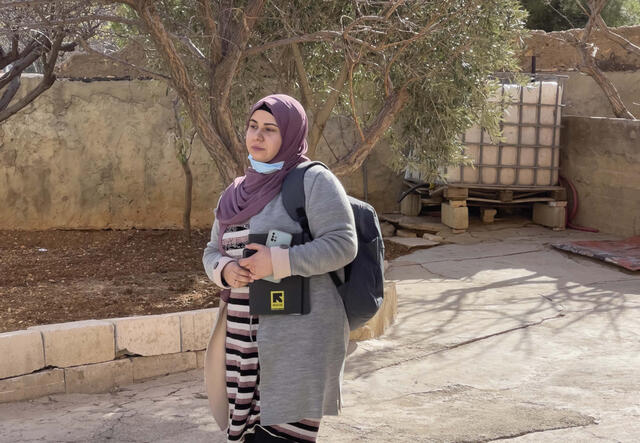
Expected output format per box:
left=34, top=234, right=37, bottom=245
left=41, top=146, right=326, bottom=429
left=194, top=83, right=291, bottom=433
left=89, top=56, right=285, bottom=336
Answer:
left=400, top=182, right=568, bottom=231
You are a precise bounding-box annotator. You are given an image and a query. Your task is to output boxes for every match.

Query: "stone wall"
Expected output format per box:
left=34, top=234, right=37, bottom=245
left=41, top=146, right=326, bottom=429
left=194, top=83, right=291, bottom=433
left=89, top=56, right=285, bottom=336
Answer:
left=0, top=76, right=402, bottom=230
left=520, top=26, right=640, bottom=72
left=560, top=116, right=640, bottom=237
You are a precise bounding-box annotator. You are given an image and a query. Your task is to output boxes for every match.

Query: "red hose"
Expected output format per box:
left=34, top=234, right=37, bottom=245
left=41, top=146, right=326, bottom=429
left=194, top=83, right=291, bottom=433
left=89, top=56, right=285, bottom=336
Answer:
left=558, top=175, right=599, bottom=232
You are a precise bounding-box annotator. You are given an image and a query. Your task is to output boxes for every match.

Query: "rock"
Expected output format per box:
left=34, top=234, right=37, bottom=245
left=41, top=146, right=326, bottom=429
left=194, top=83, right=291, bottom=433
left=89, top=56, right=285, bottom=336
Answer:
left=481, top=208, right=498, bottom=224
left=396, top=215, right=446, bottom=233
left=386, top=237, right=440, bottom=249
left=380, top=213, right=402, bottom=224
left=396, top=229, right=417, bottom=238
left=380, top=222, right=396, bottom=238
left=422, top=233, right=444, bottom=242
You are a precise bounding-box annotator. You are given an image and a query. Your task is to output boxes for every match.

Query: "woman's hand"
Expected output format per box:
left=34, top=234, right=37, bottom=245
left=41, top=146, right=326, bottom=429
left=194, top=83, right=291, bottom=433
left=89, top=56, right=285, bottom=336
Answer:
left=237, top=243, right=273, bottom=281
left=222, top=261, right=254, bottom=288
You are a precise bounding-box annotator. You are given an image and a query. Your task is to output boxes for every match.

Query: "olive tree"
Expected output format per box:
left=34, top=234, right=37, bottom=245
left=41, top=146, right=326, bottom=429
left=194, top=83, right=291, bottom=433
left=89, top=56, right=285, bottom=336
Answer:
left=554, top=0, right=639, bottom=119
left=2, top=0, right=527, bottom=183
left=0, top=0, right=120, bottom=123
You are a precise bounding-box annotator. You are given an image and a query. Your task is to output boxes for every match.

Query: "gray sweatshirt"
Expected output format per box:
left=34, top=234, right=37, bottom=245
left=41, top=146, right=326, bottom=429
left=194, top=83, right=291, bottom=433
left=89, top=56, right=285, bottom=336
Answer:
left=203, top=166, right=357, bottom=425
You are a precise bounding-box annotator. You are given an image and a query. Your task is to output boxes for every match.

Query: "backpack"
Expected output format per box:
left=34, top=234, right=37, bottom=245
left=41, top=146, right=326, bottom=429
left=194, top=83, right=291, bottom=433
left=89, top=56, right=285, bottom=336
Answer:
left=282, top=161, right=385, bottom=331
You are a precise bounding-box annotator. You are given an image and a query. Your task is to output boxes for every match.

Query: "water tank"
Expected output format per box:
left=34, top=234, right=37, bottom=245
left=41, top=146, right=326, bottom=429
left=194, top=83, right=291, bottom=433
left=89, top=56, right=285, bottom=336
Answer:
left=447, top=76, right=565, bottom=187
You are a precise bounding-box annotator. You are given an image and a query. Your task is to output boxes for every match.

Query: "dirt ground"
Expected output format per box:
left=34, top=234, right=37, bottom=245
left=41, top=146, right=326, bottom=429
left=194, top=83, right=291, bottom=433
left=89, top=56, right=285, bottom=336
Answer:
left=1, top=229, right=413, bottom=333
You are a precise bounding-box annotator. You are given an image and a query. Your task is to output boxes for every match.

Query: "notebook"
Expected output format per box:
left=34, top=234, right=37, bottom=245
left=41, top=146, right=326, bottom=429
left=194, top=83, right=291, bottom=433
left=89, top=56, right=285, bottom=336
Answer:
left=245, top=233, right=310, bottom=316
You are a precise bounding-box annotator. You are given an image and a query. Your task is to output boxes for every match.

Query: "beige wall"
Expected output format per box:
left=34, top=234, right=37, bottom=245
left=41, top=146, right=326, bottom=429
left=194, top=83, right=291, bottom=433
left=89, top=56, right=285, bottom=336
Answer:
left=0, top=76, right=402, bottom=230
left=560, top=116, right=640, bottom=237
left=560, top=71, right=640, bottom=118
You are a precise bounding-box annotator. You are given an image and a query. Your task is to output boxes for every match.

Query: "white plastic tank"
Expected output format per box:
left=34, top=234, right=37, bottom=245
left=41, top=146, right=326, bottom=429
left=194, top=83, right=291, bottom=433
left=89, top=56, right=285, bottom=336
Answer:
left=448, top=78, right=564, bottom=186
left=406, top=76, right=565, bottom=187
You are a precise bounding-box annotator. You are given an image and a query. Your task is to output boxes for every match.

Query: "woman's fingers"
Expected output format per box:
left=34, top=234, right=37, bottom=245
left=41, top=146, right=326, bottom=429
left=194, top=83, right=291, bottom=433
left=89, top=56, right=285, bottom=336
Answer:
left=228, top=262, right=254, bottom=287
left=234, top=267, right=252, bottom=279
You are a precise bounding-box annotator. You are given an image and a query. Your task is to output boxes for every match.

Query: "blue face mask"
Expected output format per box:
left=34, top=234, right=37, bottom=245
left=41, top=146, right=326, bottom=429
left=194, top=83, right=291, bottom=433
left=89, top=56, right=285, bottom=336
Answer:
left=248, top=154, right=284, bottom=174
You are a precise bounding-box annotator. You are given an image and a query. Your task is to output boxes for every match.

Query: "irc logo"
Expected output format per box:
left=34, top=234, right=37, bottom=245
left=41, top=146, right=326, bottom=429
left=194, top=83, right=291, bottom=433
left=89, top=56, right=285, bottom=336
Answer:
left=270, top=291, right=285, bottom=310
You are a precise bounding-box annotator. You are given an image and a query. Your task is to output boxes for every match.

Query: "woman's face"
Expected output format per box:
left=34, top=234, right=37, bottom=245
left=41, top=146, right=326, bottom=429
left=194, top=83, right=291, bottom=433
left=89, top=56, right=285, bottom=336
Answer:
left=246, top=109, right=282, bottom=163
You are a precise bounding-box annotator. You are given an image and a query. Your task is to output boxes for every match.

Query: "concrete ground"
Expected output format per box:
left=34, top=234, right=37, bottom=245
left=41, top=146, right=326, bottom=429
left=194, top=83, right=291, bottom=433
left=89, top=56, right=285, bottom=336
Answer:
left=1, top=219, right=638, bottom=442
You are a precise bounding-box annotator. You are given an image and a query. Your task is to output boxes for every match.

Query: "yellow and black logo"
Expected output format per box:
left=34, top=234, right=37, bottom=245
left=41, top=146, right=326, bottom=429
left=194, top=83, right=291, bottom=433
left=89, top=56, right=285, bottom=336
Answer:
left=270, top=291, right=285, bottom=310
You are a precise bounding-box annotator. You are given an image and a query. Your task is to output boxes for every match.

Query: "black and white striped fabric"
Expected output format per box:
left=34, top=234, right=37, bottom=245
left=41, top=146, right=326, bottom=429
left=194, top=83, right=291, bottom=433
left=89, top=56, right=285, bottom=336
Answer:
left=222, top=226, right=320, bottom=443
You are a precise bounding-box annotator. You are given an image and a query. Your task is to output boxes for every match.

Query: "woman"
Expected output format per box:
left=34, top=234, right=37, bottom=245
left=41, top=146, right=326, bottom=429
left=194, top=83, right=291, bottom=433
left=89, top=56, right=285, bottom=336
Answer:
left=203, top=94, right=357, bottom=442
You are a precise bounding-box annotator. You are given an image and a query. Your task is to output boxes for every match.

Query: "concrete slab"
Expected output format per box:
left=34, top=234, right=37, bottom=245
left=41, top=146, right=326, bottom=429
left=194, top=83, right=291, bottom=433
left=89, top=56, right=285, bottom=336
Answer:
left=1, top=225, right=638, bottom=442
left=0, top=369, right=65, bottom=403
left=113, top=314, right=181, bottom=357
left=179, top=309, right=217, bottom=352
left=0, top=330, right=44, bottom=379
left=132, top=352, right=197, bottom=381
left=29, top=320, right=115, bottom=368
left=64, top=359, right=133, bottom=394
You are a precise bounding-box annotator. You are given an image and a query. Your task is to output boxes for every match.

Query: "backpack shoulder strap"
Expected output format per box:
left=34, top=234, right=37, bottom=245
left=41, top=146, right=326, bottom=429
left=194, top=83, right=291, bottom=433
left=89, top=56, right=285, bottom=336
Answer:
left=282, top=161, right=343, bottom=288
left=281, top=161, right=328, bottom=227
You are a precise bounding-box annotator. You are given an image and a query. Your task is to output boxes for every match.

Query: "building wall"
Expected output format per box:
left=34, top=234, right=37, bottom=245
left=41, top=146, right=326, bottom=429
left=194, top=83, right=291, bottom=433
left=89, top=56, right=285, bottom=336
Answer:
left=560, top=116, right=640, bottom=237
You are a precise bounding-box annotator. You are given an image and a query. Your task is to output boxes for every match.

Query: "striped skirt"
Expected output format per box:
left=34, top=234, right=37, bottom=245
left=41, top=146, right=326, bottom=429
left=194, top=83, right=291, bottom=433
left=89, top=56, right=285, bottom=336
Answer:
left=226, top=290, right=320, bottom=442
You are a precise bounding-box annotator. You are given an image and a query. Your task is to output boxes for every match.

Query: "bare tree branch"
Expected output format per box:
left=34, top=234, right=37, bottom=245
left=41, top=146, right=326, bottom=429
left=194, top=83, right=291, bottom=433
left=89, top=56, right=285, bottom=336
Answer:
left=132, top=0, right=241, bottom=183
left=568, top=0, right=635, bottom=119
left=595, top=15, right=640, bottom=57
left=348, top=56, right=365, bottom=143
left=307, top=60, right=349, bottom=157
left=290, top=42, right=315, bottom=114
left=0, top=75, right=20, bottom=110
left=244, top=31, right=343, bottom=56
left=196, top=0, right=222, bottom=64
left=0, top=32, right=62, bottom=122
left=331, top=87, right=410, bottom=176
left=210, top=0, right=266, bottom=168
left=0, top=44, right=41, bottom=89
left=12, top=14, right=140, bottom=27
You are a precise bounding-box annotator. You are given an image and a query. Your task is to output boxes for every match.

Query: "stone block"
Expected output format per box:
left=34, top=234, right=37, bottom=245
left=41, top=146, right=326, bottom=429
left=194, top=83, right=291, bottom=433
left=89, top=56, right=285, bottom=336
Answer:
left=397, top=215, right=445, bottom=233
left=380, top=221, right=396, bottom=238
left=441, top=202, right=469, bottom=230
left=0, top=330, right=44, bottom=379
left=481, top=208, right=498, bottom=224
left=447, top=200, right=467, bottom=208
left=396, top=229, right=417, bottom=238
left=29, top=320, right=115, bottom=368
left=132, top=352, right=197, bottom=381
left=422, top=233, right=444, bottom=242
left=533, top=203, right=566, bottom=229
left=196, top=351, right=206, bottom=369
left=350, top=281, right=397, bottom=341
left=65, top=359, right=133, bottom=394
left=0, top=369, right=65, bottom=403
left=113, top=314, right=181, bottom=356
left=180, top=309, right=217, bottom=352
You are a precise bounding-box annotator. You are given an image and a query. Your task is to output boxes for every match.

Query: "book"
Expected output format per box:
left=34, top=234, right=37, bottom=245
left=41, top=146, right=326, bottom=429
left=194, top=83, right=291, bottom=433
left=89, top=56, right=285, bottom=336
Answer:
left=245, top=233, right=310, bottom=316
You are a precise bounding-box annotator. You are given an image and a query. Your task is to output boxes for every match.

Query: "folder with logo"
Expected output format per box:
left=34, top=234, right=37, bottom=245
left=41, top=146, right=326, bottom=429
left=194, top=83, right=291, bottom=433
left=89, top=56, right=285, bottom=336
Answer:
left=246, top=233, right=310, bottom=316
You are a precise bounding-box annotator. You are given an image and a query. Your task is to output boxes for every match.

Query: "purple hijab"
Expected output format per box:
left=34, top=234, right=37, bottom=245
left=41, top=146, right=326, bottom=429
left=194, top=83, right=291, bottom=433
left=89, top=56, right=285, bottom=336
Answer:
left=216, top=94, right=310, bottom=254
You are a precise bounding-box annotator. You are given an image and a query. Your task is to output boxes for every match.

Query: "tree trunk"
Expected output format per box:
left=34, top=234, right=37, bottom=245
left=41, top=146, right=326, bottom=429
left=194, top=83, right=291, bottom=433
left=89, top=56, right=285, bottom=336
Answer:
left=331, top=87, right=409, bottom=176
left=135, top=1, right=243, bottom=184
left=576, top=43, right=635, bottom=119
left=307, top=62, right=349, bottom=157
left=181, top=159, right=193, bottom=240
